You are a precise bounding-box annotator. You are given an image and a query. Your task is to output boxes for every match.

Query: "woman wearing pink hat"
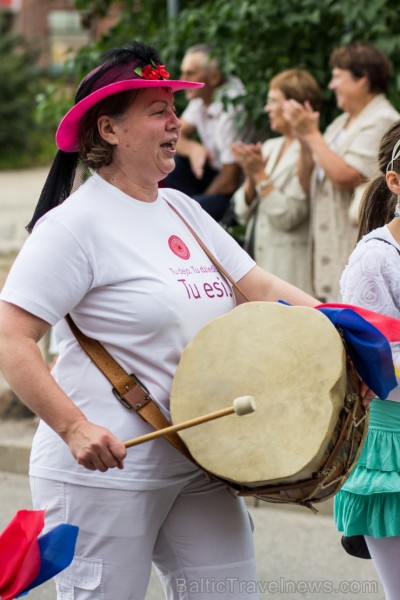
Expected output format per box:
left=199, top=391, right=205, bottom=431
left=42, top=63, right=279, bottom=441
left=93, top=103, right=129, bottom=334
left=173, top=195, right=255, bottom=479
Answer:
left=0, top=41, right=318, bottom=599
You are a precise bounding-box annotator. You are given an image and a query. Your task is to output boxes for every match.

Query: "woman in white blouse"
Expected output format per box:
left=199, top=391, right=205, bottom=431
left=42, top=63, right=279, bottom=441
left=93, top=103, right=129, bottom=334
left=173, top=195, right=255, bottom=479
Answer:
left=334, top=120, right=400, bottom=599
left=232, top=69, right=322, bottom=294
left=284, top=43, right=399, bottom=302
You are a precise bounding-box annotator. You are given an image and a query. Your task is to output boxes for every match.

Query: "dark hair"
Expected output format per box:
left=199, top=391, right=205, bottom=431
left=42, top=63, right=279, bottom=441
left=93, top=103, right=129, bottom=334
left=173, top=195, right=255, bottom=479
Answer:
left=79, top=90, right=138, bottom=169
left=269, top=68, right=322, bottom=111
left=27, top=41, right=161, bottom=232
left=357, top=120, right=400, bottom=240
left=329, top=43, right=391, bottom=94
left=75, top=42, right=162, bottom=105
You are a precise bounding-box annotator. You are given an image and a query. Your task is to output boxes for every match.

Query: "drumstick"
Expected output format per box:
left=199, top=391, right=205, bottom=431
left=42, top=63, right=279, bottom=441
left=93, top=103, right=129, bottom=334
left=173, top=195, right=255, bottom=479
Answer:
left=123, top=395, right=256, bottom=449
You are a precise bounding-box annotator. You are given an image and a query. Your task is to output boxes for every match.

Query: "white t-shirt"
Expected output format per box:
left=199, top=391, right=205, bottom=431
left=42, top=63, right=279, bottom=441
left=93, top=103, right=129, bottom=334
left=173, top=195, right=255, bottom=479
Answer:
left=0, top=173, right=255, bottom=489
left=340, top=225, right=400, bottom=402
left=182, top=77, right=253, bottom=170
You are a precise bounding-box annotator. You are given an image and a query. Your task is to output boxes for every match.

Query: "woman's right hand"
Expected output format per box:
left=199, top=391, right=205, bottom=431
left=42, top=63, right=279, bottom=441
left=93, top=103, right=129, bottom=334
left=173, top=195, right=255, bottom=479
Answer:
left=62, top=417, right=127, bottom=472
left=283, top=100, right=320, bottom=139
left=0, top=301, right=126, bottom=473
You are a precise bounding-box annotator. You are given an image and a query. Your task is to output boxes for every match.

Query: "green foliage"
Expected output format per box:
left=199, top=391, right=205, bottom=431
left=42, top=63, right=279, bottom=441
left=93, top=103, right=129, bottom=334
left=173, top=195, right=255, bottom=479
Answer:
left=5, top=0, right=400, bottom=168
left=0, top=27, right=37, bottom=154
left=67, top=0, right=400, bottom=131
left=0, top=16, right=55, bottom=168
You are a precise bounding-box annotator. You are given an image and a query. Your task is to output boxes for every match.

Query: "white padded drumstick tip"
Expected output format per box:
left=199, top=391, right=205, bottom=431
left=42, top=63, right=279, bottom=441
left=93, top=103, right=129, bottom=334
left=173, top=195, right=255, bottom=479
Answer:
left=232, top=395, right=256, bottom=416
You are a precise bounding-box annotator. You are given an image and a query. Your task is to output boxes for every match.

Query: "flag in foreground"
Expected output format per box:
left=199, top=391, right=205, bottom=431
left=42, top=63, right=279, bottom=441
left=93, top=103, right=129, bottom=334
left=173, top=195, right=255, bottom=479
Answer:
left=0, top=509, right=78, bottom=600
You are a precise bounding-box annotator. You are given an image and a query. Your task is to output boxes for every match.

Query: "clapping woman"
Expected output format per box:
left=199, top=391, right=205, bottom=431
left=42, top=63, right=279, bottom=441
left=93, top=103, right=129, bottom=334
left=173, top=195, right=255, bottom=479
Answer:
left=232, top=69, right=322, bottom=293
left=284, top=43, right=399, bottom=301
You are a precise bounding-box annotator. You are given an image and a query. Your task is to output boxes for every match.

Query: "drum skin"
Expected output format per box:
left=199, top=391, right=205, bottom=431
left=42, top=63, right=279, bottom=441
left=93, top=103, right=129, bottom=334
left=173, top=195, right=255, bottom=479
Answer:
left=170, top=302, right=368, bottom=507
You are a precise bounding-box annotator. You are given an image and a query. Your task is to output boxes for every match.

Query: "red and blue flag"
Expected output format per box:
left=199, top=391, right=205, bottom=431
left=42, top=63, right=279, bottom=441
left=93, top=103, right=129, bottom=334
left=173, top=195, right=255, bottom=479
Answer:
left=316, top=303, right=400, bottom=400
left=0, top=509, right=78, bottom=600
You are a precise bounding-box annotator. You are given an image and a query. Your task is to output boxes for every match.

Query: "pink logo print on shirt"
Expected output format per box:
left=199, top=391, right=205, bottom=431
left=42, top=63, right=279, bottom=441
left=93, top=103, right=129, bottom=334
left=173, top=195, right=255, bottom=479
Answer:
left=168, top=236, right=190, bottom=260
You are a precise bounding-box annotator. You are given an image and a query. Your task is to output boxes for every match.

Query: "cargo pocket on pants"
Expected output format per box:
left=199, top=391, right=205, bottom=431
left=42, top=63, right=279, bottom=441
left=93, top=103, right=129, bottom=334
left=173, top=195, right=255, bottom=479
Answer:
left=56, top=556, right=103, bottom=600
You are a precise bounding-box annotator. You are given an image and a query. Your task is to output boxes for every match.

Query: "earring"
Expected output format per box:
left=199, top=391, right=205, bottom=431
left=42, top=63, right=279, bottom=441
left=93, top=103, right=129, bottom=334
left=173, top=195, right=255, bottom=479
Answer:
left=395, top=196, right=400, bottom=218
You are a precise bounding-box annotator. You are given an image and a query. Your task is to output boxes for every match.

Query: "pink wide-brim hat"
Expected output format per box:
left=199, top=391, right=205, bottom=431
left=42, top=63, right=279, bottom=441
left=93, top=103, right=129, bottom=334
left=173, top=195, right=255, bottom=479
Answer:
left=56, top=78, right=203, bottom=153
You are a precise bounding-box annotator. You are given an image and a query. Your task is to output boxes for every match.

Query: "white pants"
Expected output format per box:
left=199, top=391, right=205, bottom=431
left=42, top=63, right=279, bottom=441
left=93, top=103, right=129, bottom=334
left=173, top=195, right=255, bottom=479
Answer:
left=31, top=473, right=258, bottom=600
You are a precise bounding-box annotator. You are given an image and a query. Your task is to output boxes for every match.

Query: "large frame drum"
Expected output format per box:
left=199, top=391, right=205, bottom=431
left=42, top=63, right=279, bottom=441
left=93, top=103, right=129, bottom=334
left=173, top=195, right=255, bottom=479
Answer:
left=170, top=302, right=368, bottom=509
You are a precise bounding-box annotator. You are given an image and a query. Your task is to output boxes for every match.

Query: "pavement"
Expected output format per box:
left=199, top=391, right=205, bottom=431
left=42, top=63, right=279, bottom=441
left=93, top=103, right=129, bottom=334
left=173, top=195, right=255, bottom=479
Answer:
left=0, top=166, right=48, bottom=255
left=0, top=168, right=386, bottom=598
left=0, top=166, right=50, bottom=391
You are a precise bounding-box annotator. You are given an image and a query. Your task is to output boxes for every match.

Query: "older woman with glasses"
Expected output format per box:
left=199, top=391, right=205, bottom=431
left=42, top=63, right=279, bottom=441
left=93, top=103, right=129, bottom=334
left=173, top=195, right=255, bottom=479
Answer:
left=232, top=68, right=322, bottom=293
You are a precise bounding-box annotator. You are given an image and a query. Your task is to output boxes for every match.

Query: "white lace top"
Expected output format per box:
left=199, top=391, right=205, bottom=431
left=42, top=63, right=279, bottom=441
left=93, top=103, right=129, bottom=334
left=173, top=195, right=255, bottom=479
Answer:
left=340, top=225, right=400, bottom=317
left=340, top=225, right=400, bottom=401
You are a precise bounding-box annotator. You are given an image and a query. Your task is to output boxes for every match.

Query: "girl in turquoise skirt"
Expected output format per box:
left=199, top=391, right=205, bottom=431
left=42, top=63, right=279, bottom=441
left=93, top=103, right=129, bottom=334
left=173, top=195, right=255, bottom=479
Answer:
left=334, top=120, right=400, bottom=599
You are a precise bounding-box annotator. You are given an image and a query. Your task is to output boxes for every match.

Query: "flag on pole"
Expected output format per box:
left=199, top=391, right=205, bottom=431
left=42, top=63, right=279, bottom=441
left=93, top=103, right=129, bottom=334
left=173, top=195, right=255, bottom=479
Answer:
left=0, top=509, right=78, bottom=600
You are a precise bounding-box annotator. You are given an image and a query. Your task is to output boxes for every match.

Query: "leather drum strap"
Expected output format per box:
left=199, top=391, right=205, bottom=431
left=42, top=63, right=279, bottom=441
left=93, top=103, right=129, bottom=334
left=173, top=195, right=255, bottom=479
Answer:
left=65, top=315, right=193, bottom=459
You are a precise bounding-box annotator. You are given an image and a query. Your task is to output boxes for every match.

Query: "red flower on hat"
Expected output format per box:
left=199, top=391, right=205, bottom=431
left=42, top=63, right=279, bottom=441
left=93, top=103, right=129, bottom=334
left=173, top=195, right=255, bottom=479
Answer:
left=157, top=65, right=170, bottom=79
left=134, top=63, right=170, bottom=80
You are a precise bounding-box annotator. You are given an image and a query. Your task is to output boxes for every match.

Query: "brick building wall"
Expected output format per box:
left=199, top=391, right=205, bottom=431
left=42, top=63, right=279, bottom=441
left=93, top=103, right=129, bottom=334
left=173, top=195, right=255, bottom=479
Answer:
left=0, top=0, right=121, bottom=70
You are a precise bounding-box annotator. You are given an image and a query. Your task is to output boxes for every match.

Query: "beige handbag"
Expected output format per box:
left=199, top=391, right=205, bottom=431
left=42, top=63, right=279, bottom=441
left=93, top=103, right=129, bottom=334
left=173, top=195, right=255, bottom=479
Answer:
left=348, top=182, right=367, bottom=226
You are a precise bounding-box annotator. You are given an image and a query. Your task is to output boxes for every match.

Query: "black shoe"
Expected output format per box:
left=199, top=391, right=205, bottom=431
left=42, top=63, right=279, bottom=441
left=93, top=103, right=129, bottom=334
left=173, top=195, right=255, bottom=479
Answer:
left=341, top=535, right=371, bottom=559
